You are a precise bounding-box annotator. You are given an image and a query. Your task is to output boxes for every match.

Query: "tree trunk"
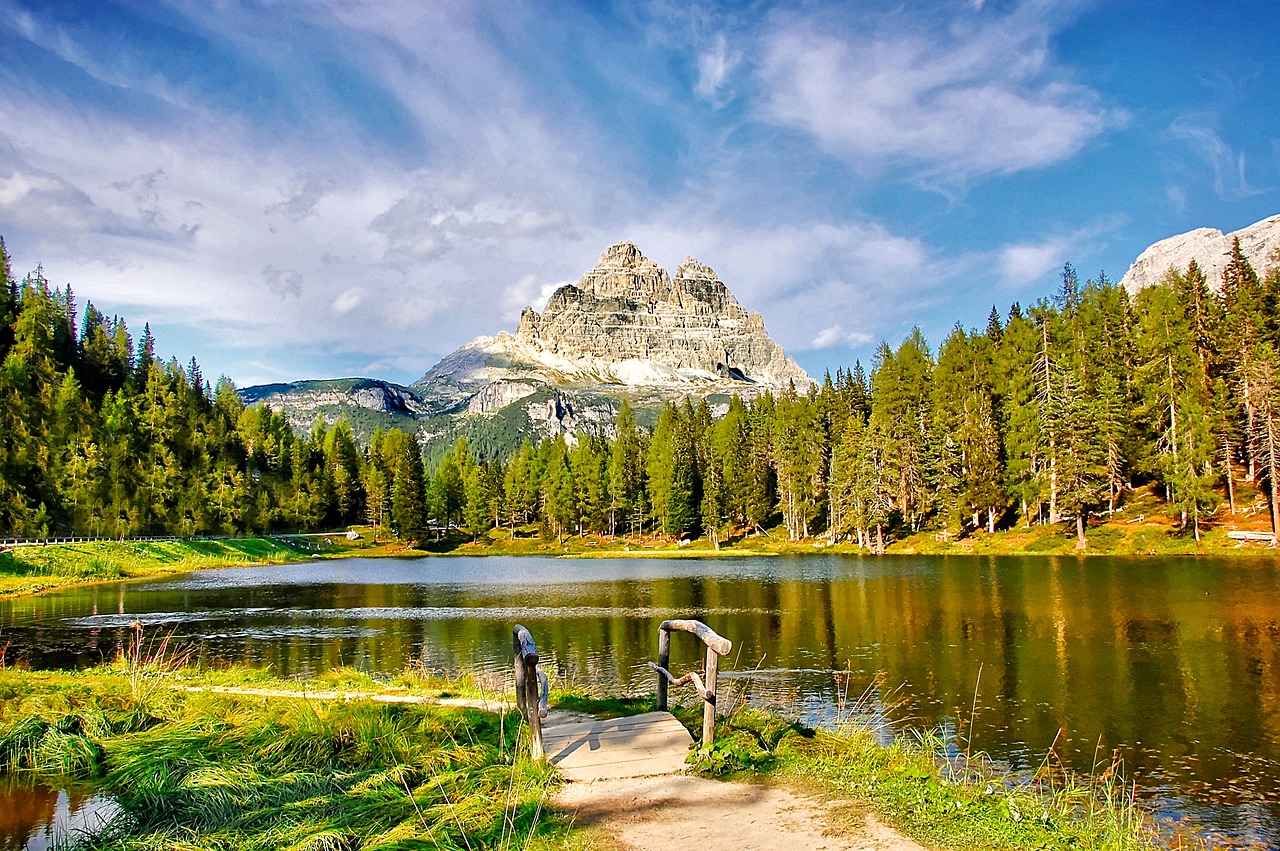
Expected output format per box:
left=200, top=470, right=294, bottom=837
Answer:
left=987, top=508, right=996, bottom=534
left=1075, top=512, right=1086, bottom=549
left=875, top=523, right=884, bottom=555
left=1244, top=372, right=1258, bottom=481
left=1270, top=421, right=1280, bottom=539
left=1223, top=440, right=1237, bottom=514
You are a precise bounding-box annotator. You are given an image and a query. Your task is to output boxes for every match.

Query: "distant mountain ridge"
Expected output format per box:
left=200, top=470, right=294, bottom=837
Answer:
left=241, top=242, right=811, bottom=458
left=1120, top=214, right=1280, bottom=294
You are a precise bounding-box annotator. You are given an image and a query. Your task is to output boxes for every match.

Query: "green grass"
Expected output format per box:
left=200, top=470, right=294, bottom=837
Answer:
left=0, top=657, right=1215, bottom=851
left=0, top=538, right=323, bottom=598
left=678, top=708, right=1201, bottom=851
left=0, top=666, right=577, bottom=851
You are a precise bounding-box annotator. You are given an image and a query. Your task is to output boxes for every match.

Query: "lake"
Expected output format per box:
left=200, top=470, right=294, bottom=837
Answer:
left=1, top=554, right=1277, bottom=847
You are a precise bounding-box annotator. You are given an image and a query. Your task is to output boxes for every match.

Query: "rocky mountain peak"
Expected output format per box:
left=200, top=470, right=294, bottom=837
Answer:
left=577, top=240, right=673, bottom=301
left=504, top=242, right=807, bottom=387
left=1120, top=214, right=1280, bottom=294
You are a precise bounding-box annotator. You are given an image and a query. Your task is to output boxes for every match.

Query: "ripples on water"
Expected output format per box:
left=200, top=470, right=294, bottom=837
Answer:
left=1, top=553, right=1278, bottom=847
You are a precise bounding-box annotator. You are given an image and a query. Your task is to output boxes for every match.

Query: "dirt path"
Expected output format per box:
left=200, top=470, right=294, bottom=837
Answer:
left=178, top=689, right=928, bottom=848
left=555, top=774, right=930, bottom=851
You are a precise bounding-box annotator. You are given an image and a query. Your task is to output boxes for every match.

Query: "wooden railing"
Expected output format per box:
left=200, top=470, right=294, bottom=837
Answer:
left=649, top=619, right=732, bottom=746
left=512, top=624, right=549, bottom=760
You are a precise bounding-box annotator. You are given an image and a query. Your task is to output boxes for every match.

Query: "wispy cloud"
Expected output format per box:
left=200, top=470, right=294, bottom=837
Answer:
left=810, top=324, right=874, bottom=350
left=695, top=33, right=739, bottom=105
left=754, top=4, right=1117, bottom=183
left=1170, top=118, right=1268, bottom=201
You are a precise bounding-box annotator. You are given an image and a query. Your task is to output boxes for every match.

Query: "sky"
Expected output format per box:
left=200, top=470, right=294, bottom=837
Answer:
left=1, top=0, right=1278, bottom=388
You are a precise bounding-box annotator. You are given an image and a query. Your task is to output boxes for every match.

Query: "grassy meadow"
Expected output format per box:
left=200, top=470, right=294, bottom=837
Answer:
left=0, top=658, right=1193, bottom=851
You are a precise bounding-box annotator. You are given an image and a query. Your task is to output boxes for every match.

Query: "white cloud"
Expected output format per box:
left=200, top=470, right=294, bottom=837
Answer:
left=811, top=325, right=843, bottom=349
left=1169, top=119, right=1268, bottom=201
left=999, top=240, right=1068, bottom=288
left=755, top=5, right=1116, bottom=182
left=332, top=287, right=363, bottom=314
left=695, top=33, right=739, bottom=104
left=809, top=325, right=873, bottom=350
left=504, top=274, right=570, bottom=315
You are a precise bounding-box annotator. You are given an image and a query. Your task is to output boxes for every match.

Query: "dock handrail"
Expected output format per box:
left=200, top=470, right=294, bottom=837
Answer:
left=649, top=619, right=733, bottom=746
left=512, top=624, right=549, bottom=760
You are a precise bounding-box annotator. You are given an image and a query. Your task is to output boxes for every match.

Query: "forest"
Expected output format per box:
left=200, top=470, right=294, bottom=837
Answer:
left=1, top=235, right=1278, bottom=549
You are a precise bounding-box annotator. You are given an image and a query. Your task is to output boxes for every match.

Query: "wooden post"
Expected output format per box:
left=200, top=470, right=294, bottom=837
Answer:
left=702, top=644, right=719, bottom=745
left=512, top=624, right=544, bottom=761
left=656, top=626, right=671, bottom=711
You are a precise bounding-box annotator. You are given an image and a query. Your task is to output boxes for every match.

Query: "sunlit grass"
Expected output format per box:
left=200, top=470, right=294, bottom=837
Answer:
left=0, top=539, right=314, bottom=598
left=0, top=666, right=572, bottom=851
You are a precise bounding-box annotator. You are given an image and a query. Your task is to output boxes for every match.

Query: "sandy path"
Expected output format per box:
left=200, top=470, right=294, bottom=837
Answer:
left=555, top=774, right=930, bottom=851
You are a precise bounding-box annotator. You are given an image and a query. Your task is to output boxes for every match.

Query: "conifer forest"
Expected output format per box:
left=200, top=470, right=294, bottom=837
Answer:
left=2, top=235, right=1279, bottom=549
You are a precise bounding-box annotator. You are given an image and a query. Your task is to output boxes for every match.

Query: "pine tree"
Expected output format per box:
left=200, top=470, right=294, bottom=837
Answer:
left=608, top=401, right=646, bottom=537
left=646, top=404, right=678, bottom=535
left=1246, top=348, right=1280, bottom=537
left=463, top=464, right=491, bottom=541
left=390, top=434, right=426, bottom=541
left=542, top=437, right=575, bottom=541
left=0, top=237, right=16, bottom=360
left=1055, top=367, right=1107, bottom=547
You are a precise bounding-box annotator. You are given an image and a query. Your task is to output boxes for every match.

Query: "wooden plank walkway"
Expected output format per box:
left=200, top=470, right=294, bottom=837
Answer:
left=542, top=711, right=694, bottom=781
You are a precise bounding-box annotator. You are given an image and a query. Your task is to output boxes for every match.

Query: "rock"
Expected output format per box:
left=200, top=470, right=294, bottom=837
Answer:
left=422, top=241, right=810, bottom=393
left=1120, top=214, right=1280, bottom=295
left=466, top=380, right=539, bottom=415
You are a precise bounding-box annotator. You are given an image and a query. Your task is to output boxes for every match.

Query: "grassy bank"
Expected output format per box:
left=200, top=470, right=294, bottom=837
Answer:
left=0, top=538, right=332, bottom=599
left=0, top=664, right=572, bottom=851
left=0, top=659, right=1207, bottom=850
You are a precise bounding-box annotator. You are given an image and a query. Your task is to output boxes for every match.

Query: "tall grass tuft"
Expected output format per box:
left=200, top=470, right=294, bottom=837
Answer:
left=0, top=667, right=570, bottom=850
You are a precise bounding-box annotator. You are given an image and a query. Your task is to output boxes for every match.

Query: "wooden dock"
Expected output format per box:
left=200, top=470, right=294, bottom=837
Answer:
left=542, top=711, right=694, bottom=781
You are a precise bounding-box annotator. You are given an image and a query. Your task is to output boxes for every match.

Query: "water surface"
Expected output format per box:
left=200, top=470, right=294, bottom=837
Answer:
left=2, top=554, right=1277, bottom=846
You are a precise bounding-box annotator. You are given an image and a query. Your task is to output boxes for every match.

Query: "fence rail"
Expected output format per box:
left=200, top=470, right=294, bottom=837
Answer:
left=0, top=532, right=353, bottom=549
left=649, top=619, right=733, bottom=747
left=0, top=535, right=185, bottom=548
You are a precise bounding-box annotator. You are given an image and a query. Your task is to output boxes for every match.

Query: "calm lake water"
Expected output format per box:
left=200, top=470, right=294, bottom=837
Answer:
left=1, top=554, right=1277, bottom=847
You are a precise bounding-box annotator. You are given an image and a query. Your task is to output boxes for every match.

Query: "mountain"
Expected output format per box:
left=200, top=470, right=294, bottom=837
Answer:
left=1119, top=214, right=1280, bottom=294
left=241, top=242, right=811, bottom=459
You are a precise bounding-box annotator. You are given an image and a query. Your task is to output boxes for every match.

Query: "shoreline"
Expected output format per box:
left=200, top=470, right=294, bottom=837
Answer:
left=3, top=498, right=1278, bottom=600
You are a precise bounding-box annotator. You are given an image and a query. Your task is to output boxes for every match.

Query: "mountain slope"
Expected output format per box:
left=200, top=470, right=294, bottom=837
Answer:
left=241, top=242, right=811, bottom=458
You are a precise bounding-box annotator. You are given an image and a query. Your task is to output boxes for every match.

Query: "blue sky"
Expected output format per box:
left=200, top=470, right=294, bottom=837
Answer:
left=1, top=0, right=1278, bottom=386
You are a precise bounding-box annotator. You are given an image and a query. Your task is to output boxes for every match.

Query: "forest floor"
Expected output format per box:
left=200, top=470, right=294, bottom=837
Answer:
left=418, top=482, right=1279, bottom=560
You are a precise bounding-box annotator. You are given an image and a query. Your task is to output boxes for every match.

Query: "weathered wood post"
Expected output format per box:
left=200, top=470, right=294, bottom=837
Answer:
left=656, top=624, right=671, bottom=711
left=512, top=624, right=546, bottom=761
left=651, top=619, right=732, bottom=747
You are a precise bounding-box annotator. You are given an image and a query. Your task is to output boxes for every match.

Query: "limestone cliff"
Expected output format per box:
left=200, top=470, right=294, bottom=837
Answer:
left=1120, top=214, right=1280, bottom=294
left=417, top=241, right=809, bottom=394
